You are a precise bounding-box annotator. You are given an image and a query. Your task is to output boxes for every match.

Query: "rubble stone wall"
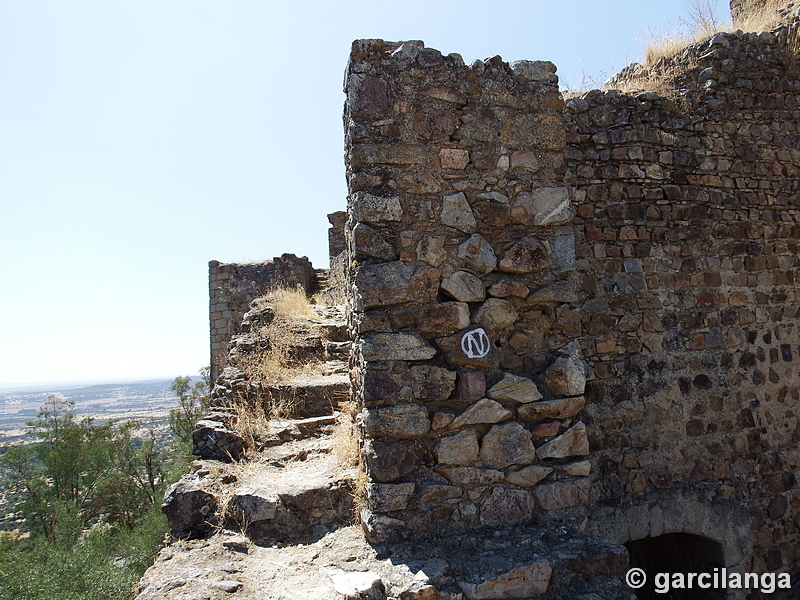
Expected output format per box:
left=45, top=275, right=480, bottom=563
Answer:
left=209, top=255, right=318, bottom=383
left=344, top=40, right=591, bottom=543
left=343, top=28, right=800, bottom=578
left=570, top=29, right=800, bottom=575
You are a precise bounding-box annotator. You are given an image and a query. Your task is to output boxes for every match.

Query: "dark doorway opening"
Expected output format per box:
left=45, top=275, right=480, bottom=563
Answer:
left=625, top=533, right=726, bottom=600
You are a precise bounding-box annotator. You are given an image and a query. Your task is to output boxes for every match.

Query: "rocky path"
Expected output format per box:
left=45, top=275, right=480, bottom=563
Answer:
left=136, top=298, right=633, bottom=600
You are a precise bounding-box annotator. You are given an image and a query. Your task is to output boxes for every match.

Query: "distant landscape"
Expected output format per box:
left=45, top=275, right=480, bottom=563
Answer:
left=0, top=379, right=187, bottom=446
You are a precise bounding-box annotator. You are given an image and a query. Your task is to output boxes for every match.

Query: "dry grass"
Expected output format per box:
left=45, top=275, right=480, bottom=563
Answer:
left=331, top=401, right=360, bottom=469
left=255, top=286, right=319, bottom=321
left=237, top=285, right=329, bottom=393
left=642, top=0, right=793, bottom=66
left=735, top=0, right=789, bottom=32
left=642, top=0, right=727, bottom=65
left=228, top=401, right=272, bottom=458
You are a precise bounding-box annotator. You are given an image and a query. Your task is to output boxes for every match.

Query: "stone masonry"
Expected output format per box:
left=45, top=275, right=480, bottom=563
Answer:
left=344, top=40, right=591, bottom=544
left=209, top=255, right=318, bottom=383
left=341, top=6, right=800, bottom=586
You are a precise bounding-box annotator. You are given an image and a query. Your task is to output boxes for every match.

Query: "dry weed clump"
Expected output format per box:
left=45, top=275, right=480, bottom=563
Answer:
left=332, top=401, right=360, bottom=469
left=236, top=285, right=330, bottom=393
left=228, top=401, right=272, bottom=458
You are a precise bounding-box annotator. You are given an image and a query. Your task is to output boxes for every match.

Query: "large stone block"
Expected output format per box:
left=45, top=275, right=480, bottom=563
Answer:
left=441, top=192, right=477, bottom=233
left=437, top=326, right=499, bottom=369
left=351, top=143, right=428, bottom=167
left=498, top=237, right=550, bottom=273
left=500, top=113, right=564, bottom=149
left=479, top=421, right=537, bottom=469
left=473, top=298, right=519, bottom=331
left=410, top=364, right=457, bottom=400
left=543, top=356, right=587, bottom=396
left=451, top=398, right=512, bottom=428
left=350, top=192, right=403, bottom=223
left=436, top=428, right=480, bottom=465
left=228, top=485, right=279, bottom=523
left=352, top=223, right=397, bottom=261
left=505, top=465, right=553, bottom=487
left=441, top=271, right=486, bottom=302
left=355, top=262, right=440, bottom=309
left=533, top=478, right=590, bottom=510
left=463, top=560, right=552, bottom=599
left=367, top=482, right=416, bottom=512
left=346, top=74, right=388, bottom=118
left=418, top=302, right=471, bottom=335
left=487, top=373, right=542, bottom=404
left=192, top=420, right=245, bottom=462
left=518, top=396, right=585, bottom=421
left=536, top=422, right=589, bottom=459
left=478, top=486, right=537, bottom=528
left=435, top=467, right=504, bottom=486
left=511, top=187, right=572, bottom=226
left=362, top=333, right=437, bottom=361
left=458, top=234, right=497, bottom=274
left=363, top=404, right=430, bottom=439
left=161, top=475, right=219, bottom=538
left=364, top=440, right=416, bottom=482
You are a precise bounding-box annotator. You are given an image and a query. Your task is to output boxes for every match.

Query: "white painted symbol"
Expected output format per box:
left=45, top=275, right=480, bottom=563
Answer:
left=461, top=328, right=491, bottom=359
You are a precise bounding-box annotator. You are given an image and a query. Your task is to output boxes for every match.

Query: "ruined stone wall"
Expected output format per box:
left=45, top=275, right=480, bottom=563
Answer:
left=209, top=255, right=318, bottom=382
left=344, top=40, right=592, bottom=543
left=568, top=29, right=800, bottom=576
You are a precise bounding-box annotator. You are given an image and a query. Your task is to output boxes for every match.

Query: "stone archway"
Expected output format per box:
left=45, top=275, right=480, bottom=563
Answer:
left=626, top=532, right=726, bottom=600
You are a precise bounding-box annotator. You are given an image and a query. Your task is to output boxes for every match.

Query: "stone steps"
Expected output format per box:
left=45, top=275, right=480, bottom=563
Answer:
left=166, top=409, right=357, bottom=545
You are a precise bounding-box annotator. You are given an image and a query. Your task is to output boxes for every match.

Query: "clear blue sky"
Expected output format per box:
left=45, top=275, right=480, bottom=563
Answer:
left=0, top=0, right=731, bottom=386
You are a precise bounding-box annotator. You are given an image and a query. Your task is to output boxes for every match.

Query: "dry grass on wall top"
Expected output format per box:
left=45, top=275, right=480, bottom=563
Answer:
left=641, top=0, right=790, bottom=67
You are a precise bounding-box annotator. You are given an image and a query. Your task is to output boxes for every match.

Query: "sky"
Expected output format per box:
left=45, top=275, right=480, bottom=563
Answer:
left=0, top=0, right=733, bottom=387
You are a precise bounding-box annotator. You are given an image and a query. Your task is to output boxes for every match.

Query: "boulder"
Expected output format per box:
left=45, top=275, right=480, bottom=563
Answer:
left=161, top=474, right=218, bottom=538
left=192, top=420, right=245, bottom=462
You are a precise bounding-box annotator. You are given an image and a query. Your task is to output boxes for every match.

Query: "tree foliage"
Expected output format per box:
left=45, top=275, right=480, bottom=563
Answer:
left=168, top=367, right=211, bottom=443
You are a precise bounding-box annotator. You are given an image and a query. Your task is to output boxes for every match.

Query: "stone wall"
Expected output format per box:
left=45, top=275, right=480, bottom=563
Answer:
left=342, top=25, right=800, bottom=583
left=569, top=27, right=800, bottom=577
left=344, top=40, right=591, bottom=543
left=209, top=255, right=318, bottom=383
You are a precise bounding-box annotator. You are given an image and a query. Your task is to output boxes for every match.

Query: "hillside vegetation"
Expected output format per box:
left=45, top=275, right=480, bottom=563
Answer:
left=0, top=376, right=208, bottom=600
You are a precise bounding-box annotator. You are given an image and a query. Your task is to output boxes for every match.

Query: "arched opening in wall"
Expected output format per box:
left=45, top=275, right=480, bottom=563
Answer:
left=625, top=533, right=726, bottom=600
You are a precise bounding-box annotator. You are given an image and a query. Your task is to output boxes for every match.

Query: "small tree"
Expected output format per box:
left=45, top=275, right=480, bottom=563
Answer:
left=168, top=367, right=211, bottom=444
